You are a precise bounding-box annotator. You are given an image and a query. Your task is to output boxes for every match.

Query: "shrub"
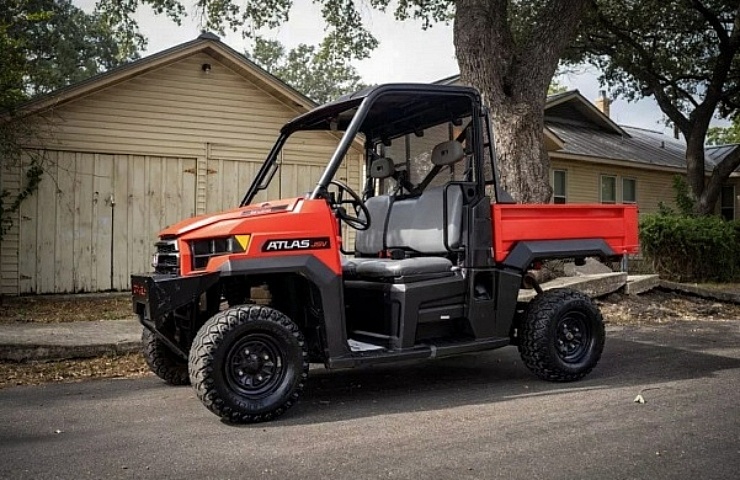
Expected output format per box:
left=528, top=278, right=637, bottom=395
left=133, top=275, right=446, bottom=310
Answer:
left=639, top=213, right=740, bottom=282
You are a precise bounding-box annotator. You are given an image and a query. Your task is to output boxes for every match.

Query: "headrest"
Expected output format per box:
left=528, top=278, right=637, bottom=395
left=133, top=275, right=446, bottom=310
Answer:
left=431, top=141, right=464, bottom=166
left=369, top=157, right=395, bottom=179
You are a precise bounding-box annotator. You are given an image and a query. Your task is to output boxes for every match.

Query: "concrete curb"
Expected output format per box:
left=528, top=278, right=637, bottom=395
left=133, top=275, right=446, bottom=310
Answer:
left=0, top=319, right=141, bottom=363
left=625, top=274, right=660, bottom=295
left=659, top=280, right=740, bottom=304
left=518, top=272, right=627, bottom=302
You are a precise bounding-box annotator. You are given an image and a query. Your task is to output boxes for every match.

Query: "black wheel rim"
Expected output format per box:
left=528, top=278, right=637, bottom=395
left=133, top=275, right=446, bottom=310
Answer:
left=225, top=333, right=286, bottom=398
left=555, top=311, right=592, bottom=363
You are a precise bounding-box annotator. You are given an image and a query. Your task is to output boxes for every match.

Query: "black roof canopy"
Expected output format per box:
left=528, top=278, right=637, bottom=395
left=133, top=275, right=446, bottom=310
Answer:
left=281, top=83, right=481, bottom=143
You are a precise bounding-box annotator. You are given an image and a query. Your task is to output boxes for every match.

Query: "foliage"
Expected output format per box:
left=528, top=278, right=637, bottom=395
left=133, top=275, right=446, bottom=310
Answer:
left=4, top=0, right=141, bottom=97
left=247, top=37, right=366, bottom=104
left=570, top=0, right=740, bottom=214
left=673, top=175, right=698, bottom=217
left=640, top=213, right=740, bottom=283
left=657, top=175, right=698, bottom=217
left=1, top=0, right=140, bottom=242
left=547, top=80, right=569, bottom=96
left=707, top=116, right=740, bottom=146
left=0, top=159, right=43, bottom=238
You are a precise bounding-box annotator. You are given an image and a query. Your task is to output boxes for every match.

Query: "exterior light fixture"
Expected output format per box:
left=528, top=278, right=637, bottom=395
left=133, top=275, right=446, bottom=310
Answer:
left=201, top=63, right=212, bottom=74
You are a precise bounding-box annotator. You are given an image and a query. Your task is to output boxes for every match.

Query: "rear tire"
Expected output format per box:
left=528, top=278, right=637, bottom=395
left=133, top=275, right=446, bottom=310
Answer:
left=141, top=327, right=190, bottom=386
left=189, top=305, right=308, bottom=423
left=518, top=288, right=605, bottom=382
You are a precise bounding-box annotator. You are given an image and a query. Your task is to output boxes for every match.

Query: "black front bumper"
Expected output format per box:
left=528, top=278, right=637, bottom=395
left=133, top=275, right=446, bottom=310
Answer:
left=131, top=272, right=220, bottom=329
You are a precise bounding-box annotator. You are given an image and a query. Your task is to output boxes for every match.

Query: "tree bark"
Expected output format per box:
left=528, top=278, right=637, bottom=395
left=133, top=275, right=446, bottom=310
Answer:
left=453, top=0, right=589, bottom=203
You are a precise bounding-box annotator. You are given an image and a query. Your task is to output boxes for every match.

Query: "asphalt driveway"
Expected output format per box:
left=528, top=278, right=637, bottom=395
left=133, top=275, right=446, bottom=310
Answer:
left=1, top=320, right=739, bottom=480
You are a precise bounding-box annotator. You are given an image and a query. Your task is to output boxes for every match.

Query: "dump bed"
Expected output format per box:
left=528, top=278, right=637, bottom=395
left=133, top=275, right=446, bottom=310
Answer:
left=491, top=204, right=639, bottom=263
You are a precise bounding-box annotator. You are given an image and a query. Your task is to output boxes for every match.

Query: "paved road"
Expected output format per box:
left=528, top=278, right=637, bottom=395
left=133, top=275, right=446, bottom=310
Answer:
left=2, top=321, right=740, bottom=480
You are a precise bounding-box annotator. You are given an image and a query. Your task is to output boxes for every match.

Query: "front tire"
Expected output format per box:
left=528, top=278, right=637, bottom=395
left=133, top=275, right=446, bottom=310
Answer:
left=518, top=288, right=605, bottom=382
left=141, top=327, right=190, bottom=386
left=189, top=305, right=308, bottom=423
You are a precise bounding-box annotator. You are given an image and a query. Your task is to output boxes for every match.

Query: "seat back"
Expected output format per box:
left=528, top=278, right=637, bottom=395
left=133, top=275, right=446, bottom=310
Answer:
left=386, top=186, right=463, bottom=254
left=354, top=195, right=391, bottom=255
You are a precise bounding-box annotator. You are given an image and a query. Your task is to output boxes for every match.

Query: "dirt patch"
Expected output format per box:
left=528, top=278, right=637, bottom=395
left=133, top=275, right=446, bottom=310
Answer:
left=0, top=294, right=133, bottom=325
left=597, top=289, right=740, bottom=326
left=0, top=353, right=151, bottom=389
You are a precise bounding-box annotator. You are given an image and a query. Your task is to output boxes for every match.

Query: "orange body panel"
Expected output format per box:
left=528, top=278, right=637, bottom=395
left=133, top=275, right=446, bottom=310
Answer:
left=491, top=204, right=639, bottom=263
left=169, top=198, right=343, bottom=276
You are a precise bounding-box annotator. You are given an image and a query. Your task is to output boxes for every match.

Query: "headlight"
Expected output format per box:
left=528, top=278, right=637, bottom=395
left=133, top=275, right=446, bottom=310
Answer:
left=190, top=235, right=250, bottom=270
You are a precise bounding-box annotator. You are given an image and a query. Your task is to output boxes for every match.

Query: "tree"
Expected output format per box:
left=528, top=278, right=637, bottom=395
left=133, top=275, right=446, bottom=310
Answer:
left=571, top=0, right=740, bottom=215
left=707, top=116, right=740, bottom=145
left=94, top=0, right=593, bottom=203
left=247, top=37, right=366, bottom=104
left=1, top=0, right=140, bottom=240
left=548, top=80, right=569, bottom=96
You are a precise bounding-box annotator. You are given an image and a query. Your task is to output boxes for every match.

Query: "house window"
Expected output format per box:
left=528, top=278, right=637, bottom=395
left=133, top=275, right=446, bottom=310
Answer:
left=553, top=170, right=567, bottom=204
left=622, top=178, right=637, bottom=204
left=600, top=175, right=617, bottom=203
left=721, top=185, right=735, bottom=221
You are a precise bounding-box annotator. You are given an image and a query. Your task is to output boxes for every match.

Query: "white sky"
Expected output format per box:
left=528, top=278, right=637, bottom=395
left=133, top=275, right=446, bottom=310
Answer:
left=76, top=0, right=722, bottom=135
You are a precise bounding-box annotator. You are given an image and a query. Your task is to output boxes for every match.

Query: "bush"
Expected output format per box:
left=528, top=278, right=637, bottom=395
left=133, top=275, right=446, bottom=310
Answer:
left=639, top=213, right=740, bottom=282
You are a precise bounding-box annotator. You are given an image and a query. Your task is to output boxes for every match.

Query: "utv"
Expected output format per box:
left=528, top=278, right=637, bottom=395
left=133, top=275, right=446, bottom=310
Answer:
left=132, top=83, right=638, bottom=423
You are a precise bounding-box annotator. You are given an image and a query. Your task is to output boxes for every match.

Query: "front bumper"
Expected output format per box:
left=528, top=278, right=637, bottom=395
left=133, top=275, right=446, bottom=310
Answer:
left=131, top=272, right=220, bottom=329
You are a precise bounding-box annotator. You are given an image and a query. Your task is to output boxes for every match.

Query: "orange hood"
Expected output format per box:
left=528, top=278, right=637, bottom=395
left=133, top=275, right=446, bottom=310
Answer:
left=159, top=198, right=302, bottom=238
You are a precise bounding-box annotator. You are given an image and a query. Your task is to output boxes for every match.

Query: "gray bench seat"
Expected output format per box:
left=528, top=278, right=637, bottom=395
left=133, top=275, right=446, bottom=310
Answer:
left=342, top=257, right=454, bottom=282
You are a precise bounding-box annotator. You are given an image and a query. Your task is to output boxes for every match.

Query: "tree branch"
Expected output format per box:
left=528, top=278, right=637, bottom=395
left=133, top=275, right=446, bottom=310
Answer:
left=595, top=10, right=692, bottom=132
left=689, top=0, right=729, bottom=45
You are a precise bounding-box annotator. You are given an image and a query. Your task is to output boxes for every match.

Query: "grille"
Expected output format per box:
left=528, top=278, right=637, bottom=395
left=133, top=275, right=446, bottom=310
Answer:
left=153, top=240, right=179, bottom=274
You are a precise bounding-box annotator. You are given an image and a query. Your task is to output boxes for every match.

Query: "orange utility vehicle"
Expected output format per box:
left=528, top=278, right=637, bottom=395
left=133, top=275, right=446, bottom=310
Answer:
left=132, top=84, right=638, bottom=423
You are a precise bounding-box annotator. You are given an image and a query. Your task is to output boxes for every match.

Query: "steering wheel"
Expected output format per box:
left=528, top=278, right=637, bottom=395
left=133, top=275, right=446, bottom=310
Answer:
left=328, top=180, right=371, bottom=231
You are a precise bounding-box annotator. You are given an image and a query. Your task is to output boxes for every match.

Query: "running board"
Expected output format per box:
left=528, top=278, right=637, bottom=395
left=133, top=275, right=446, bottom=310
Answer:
left=328, top=337, right=511, bottom=369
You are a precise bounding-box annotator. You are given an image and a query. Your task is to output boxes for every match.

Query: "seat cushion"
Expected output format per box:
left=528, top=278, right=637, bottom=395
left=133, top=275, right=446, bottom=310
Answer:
left=344, top=257, right=454, bottom=283
left=342, top=257, right=378, bottom=278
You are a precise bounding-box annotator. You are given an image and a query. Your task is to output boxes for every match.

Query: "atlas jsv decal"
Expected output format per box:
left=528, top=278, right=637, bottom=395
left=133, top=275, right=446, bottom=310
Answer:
left=262, top=237, right=331, bottom=252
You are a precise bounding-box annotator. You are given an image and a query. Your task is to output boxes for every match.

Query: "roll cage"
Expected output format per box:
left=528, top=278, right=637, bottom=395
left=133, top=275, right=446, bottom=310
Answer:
left=240, top=84, right=506, bottom=207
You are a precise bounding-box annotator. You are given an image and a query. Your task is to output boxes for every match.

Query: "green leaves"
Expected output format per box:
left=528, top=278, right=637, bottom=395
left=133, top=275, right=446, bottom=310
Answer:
left=247, top=37, right=366, bottom=104
left=640, top=212, right=740, bottom=282
left=2, top=0, right=141, bottom=100
left=707, top=117, right=740, bottom=145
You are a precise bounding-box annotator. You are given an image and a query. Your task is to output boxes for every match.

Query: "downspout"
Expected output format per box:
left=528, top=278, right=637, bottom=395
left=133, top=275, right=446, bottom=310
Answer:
left=108, top=193, right=115, bottom=291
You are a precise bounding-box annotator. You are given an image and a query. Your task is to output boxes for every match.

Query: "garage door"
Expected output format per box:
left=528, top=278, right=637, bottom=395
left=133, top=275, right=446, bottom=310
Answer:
left=19, top=151, right=196, bottom=293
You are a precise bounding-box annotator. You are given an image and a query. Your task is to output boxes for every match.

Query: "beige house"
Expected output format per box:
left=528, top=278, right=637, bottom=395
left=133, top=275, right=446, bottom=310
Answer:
left=545, top=90, right=740, bottom=218
left=436, top=75, right=740, bottom=219
left=0, top=33, right=363, bottom=295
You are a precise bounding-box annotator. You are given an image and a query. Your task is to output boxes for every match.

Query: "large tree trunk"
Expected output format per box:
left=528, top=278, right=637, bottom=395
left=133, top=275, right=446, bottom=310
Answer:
left=683, top=110, right=740, bottom=215
left=684, top=131, right=708, bottom=208
left=453, top=0, right=588, bottom=203
left=699, top=148, right=740, bottom=216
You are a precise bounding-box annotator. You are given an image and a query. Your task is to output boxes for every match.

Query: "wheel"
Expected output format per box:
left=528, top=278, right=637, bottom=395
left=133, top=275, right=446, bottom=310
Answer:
left=328, top=179, right=371, bottom=230
left=189, top=305, right=309, bottom=423
left=141, top=327, right=190, bottom=386
left=518, top=288, right=605, bottom=382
